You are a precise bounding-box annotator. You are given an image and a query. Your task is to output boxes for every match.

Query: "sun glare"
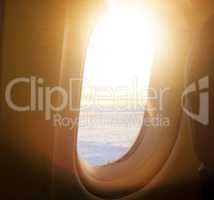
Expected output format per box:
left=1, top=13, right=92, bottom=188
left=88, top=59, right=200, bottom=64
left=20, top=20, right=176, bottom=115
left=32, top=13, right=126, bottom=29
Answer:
left=84, top=8, right=156, bottom=88
left=78, top=2, right=159, bottom=166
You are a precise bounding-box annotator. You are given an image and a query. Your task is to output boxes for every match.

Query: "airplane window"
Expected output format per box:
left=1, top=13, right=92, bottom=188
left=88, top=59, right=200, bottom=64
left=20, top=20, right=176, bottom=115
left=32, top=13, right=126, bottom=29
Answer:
left=77, top=3, right=157, bottom=166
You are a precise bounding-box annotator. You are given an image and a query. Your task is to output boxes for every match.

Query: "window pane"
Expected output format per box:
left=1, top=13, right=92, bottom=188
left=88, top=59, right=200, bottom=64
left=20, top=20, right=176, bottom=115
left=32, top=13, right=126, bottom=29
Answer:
left=78, top=8, right=156, bottom=166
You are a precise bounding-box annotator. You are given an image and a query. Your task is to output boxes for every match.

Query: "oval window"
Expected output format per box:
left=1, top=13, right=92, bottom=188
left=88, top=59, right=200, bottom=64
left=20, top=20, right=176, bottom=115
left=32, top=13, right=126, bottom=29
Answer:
left=78, top=5, right=157, bottom=166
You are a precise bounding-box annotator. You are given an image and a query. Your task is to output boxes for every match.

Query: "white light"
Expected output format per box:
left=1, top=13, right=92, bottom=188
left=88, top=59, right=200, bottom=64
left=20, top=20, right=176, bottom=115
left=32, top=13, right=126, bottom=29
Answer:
left=78, top=3, right=160, bottom=165
left=83, top=6, right=157, bottom=91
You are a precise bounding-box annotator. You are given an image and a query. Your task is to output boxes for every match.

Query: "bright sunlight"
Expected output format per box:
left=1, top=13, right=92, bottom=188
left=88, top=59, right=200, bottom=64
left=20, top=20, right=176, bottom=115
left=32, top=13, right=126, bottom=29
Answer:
left=78, top=1, right=158, bottom=166
left=84, top=7, right=156, bottom=88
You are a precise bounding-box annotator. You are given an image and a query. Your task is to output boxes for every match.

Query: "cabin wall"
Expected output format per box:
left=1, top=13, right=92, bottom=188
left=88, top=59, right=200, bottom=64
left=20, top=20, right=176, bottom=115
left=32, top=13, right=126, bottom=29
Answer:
left=0, top=0, right=66, bottom=199
left=0, top=0, right=5, bottom=113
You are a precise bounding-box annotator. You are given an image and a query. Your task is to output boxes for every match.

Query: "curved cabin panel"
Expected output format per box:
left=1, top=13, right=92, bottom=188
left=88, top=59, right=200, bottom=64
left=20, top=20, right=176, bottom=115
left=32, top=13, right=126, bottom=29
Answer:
left=1, top=0, right=214, bottom=200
